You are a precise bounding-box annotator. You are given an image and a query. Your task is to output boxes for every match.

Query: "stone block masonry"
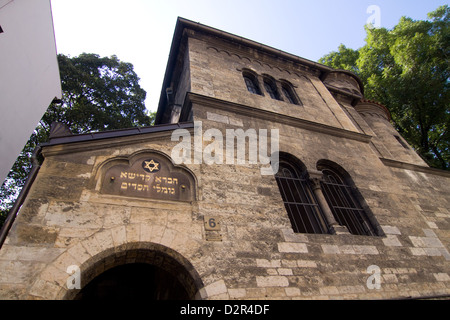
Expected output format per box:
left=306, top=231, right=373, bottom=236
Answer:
left=0, top=18, right=449, bottom=300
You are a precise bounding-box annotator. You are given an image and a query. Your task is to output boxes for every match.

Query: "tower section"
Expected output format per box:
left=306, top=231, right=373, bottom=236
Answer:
left=355, top=100, right=428, bottom=166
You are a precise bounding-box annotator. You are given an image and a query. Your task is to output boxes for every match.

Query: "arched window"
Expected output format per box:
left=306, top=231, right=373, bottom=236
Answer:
left=263, top=78, right=281, bottom=100
left=280, top=81, right=301, bottom=105
left=275, top=159, right=328, bottom=234
left=319, top=166, right=376, bottom=236
left=243, top=73, right=262, bottom=95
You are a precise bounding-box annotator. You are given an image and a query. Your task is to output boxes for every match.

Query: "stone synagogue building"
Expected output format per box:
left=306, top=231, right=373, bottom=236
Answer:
left=0, top=18, right=449, bottom=300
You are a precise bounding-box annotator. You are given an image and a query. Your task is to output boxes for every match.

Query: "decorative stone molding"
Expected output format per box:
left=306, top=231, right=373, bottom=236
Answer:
left=321, top=70, right=364, bottom=105
left=355, top=100, right=391, bottom=121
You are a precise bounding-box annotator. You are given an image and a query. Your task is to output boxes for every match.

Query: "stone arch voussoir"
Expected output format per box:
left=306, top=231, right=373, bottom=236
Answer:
left=31, top=226, right=204, bottom=300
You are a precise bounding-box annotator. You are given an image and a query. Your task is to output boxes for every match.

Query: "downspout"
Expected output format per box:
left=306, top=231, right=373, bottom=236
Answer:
left=0, top=145, right=42, bottom=249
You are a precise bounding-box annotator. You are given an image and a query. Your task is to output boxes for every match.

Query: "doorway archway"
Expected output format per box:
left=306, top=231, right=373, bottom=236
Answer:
left=64, top=243, right=204, bottom=300
left=75, top=262, right=190, bottom=300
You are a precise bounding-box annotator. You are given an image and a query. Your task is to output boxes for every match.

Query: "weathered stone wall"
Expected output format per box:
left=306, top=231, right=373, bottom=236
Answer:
left=187, top=33, right=358, bottom=133
left=359, top=109, right=428, bottom=166
left=0, top=23, right=449, bottom=300
left=1, top=103, right=449, bottom=299
left=192, top=100, right=450, bottom=299
left=0, top=134, right=207, bottom=299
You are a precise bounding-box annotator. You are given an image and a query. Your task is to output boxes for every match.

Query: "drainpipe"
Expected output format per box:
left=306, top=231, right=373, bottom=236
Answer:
left=0, top=145, right=42, bottom=250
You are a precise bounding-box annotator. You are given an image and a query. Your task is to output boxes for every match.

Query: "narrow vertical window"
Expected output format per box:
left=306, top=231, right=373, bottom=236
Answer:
left=275, top=160, right=328, bottom=234
left=263, top=78, right=281, bottom=100
left=394, top=135, right=409, bottom=149
left=281, top=82, right=301, bottom=105
left=281, top=86, right=295, bottom=104
left=320, top=167, right=375, bottom=236
left=243, top=73, right=262, bottom=95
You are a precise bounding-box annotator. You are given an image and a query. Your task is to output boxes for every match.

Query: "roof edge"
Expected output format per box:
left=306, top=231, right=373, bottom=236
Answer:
left=155, top=17, right=335, bottom=124
left=41, top=122, right=194, bottom=147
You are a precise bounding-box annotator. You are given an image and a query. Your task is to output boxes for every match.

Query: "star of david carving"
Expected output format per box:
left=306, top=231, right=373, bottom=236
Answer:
left=142, top=159, right=160, bottom=173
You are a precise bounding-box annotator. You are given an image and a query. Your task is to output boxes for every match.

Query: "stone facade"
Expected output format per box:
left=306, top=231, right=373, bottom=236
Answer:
left=0, top=18, right=449, bottom=300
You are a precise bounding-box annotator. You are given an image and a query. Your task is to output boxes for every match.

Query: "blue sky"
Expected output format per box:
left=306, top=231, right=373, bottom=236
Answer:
left=50, top=0, right=448, bottom=112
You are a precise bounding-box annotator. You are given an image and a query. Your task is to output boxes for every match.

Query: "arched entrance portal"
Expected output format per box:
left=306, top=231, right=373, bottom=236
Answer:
left=64, top=243, right=203, bottom=300
left=75, top=263, right=190, bottom=300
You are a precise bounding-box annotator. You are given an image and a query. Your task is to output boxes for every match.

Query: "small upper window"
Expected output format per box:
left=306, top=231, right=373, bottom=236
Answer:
left=281, top=82, right=301, bottom=105
left=243, top=73, right=262, bottom=95
left=263, top=78, right=281, bottom=100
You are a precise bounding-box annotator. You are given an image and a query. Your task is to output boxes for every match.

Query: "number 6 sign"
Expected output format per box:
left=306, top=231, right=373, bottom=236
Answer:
left=204, top=216, right=221, bottom=231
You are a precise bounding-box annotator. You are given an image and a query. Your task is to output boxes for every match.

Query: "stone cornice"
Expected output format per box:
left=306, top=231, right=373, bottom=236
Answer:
left=186, top=93, right=372, bottom=144
left=355, top=100, right=391, bottom=121
left=181, top=19, right=331, bottom=76
left=156, top=17, right=334, bottom=124
left=41, top=122, right=195, bottom=157
left=201, top=40, right=321, bottom=78
left=380, top=158, right=450, bottom=177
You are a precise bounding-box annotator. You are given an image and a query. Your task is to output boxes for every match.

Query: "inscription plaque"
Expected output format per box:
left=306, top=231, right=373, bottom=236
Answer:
left=205, top=232, right=222, bottom=242
left=101, top=154, right=194, bottom=202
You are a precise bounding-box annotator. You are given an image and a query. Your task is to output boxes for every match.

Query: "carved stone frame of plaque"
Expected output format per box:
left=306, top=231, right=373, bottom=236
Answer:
left=99, top=151, right=196, bottom=202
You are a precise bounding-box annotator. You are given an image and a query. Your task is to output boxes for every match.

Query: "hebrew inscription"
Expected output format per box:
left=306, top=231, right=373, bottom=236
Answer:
left=101, top=155, right=194, bottom=202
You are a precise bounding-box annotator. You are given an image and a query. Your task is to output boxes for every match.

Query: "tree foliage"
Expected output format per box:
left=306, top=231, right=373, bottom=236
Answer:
left=317, top=44, right=360, bottom=74
left=319, top=5, right=449, bottom=170
left=44, top=53, right=152, bottom=134
left=0, top=53, right=155, bottom=227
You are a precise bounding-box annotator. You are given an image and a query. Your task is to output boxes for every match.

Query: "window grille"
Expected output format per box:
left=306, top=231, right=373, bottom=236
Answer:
left=320, top=168, right=375, bottom=236
left=264, top=79, right=281, bottom=100
left=281, top=84, right=300, bottom=105
left=275, top=162, right=328, bottom=234
left=243, top=75, right=261, bottom=95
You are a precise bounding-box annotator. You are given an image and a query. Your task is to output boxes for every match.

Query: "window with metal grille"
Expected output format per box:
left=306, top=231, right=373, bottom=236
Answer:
left=320, top=168, right=375, bottom=236
left=275, top=161, right=328, bottom=234
left=243, top=74, right=262, bottom=95
left=263, top=78, right=281, bottom=100
left=281, top=83, right=301, bottom=105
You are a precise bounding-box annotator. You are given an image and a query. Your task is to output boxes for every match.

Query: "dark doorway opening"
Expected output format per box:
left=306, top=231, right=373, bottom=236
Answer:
left=75, top=263, right=190, bottom=300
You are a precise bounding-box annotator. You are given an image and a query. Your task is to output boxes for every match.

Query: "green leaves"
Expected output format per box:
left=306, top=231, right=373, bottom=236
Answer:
left=319, top=5, right=450, bottom=170
left=46, top=53, right=152, bottom=133
left=318, top=44, right=360, bottom=74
